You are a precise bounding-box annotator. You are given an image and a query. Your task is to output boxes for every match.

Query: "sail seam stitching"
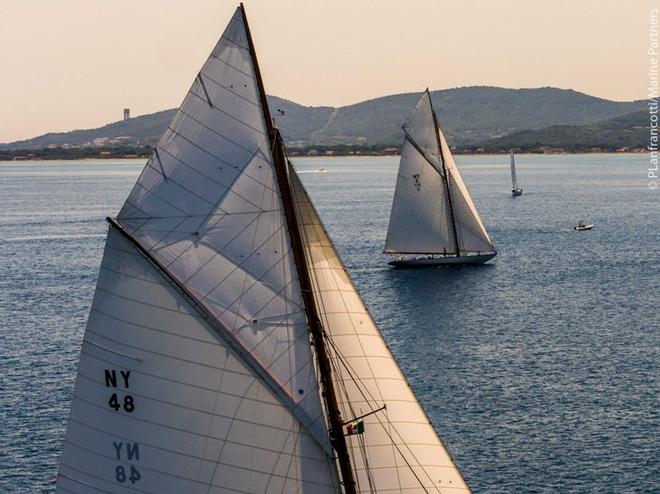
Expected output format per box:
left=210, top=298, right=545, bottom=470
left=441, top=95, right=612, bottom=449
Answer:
left=198, top=69, right=259, bottom=107
left=154, top=144, right=271, bottom=209
left=106, top=220, right=333, bottom=456
left=210, top=53, right=254, bottom=78
left=186, top=90, right=264, bottom=134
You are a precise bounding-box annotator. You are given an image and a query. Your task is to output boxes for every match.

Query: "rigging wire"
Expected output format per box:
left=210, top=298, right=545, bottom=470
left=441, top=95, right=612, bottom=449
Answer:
left=282, top=146, right=440, bottom=494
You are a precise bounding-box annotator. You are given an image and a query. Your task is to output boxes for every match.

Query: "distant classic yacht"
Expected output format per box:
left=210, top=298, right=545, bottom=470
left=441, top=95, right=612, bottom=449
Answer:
left=384, top=89, right=496, bottom=267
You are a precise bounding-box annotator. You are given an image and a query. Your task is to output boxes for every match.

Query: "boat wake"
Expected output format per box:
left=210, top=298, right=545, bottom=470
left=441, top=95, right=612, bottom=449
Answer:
left=1, top=233, right=105, bottom=242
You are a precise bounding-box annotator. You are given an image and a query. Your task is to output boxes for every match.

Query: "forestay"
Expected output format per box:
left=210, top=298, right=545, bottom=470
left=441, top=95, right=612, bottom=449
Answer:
left=290, top=166, right=471, bottom=493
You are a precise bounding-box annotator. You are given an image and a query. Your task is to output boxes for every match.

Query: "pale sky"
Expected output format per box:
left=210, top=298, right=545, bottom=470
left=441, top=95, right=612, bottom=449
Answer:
left=0, top=0, right=652, bottom=143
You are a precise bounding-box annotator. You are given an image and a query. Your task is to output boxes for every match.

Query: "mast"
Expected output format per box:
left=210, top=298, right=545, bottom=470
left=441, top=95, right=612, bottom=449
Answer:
left=428, top=90, right=461, bottom=257
left=510, top=150, right=517, bottom=189
left=240, top=5, right=357, bottom=493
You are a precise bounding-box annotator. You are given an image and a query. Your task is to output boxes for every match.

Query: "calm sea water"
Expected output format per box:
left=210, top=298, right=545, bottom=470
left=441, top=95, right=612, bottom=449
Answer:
left=1, top=155, right=658, bottom=493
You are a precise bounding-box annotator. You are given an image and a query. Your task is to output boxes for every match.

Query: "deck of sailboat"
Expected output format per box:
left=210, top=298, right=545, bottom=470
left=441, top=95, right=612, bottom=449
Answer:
left=388, top=252, right=496, bottom=267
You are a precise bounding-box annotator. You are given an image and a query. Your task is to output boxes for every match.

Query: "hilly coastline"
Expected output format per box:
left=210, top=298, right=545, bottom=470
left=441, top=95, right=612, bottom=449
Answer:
left=0, top=86, right=646, bottom=159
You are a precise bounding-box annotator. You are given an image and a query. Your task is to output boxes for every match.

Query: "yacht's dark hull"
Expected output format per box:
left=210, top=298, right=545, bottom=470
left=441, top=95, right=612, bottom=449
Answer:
left=388, top=252, right=496, bottom=268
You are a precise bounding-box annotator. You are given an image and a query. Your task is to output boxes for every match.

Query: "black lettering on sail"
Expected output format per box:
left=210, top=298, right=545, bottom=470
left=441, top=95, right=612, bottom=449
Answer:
left=104, top=370, right=117, bottom=388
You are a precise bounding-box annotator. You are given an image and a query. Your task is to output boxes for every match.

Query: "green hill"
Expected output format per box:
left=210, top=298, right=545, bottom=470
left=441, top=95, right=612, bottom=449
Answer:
left=0, top=87, right=645, bottom=151
left=308, top=87, right=645, bottom=146
left=463, top=110, right=648, bottom=152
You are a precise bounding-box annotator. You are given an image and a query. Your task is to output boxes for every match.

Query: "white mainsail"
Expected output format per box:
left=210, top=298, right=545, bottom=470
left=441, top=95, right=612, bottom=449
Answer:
left=384, top=92, right=455, bottom=255
left=385, top=91, right=494, bottom=256
left=510, top=151, right=518, bottom=190
left=57, top=6, right=336, bottom=493
left=57, top=6, right=472, bottom=493
left=115, top=6, right=327, bottom=442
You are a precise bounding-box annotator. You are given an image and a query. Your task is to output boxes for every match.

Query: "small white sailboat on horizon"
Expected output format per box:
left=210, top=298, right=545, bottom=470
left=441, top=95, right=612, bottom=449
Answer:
left=384, top=90, right=497, bottom=267
left=510, top=150, right=523, bottom=196
left=55, top=7, right=473, bottom=494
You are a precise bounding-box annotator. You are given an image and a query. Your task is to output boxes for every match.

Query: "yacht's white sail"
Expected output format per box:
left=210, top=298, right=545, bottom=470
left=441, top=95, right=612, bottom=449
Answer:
left=384, top=91, right=495, bottom=264
left=56, top=227, right=340, bottom=493
left=510, top=151, right=523, bottom=195
left=57, top=6, right=473, bottom=493
left=57, top=6, right=336, bottom=493
left=510, top=151, right=518, bottom=190
left=438, top=130, right=495, bottom=254
left=115, top=6, right=327, bottom=442
left=384, top=92, right=456, bottom=255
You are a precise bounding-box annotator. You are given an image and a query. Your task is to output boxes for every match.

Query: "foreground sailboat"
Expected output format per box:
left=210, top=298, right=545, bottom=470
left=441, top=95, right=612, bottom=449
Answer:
left=510, top=151, right=523, bottom=196
left=384, top=90, right=496, bottom=267
left=56, top=6, right=471, bottom=493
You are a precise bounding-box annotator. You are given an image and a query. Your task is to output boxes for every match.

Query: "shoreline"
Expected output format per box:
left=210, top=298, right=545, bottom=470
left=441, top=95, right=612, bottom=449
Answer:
left=0, top=150, right=646, bottom=164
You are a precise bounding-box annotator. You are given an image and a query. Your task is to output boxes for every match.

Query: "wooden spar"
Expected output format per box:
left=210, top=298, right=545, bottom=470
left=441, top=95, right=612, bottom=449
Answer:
left=239, top=4, right=358, bottom=493
left=428, top=89, right=461, bottom=257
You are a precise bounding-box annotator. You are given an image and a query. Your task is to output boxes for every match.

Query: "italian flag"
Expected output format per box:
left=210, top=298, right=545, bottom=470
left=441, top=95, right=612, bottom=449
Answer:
left=346, top=421, right=364, bottom=435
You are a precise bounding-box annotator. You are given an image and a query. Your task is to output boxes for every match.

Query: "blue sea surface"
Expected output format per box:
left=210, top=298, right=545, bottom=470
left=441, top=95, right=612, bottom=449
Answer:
left=1, top=155, right=658, bottom=493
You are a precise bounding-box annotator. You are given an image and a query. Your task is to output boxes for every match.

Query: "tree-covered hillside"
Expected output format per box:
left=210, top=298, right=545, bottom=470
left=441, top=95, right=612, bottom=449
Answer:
left=462, top=111, right=648, bottom=152
left=1, top=87, right=645, bottom=151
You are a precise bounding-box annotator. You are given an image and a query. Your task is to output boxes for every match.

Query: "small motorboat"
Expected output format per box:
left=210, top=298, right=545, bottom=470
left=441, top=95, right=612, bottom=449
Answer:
left=574, top=221, right=594, bottom=231
left=318, top=167, right=327, bottom=173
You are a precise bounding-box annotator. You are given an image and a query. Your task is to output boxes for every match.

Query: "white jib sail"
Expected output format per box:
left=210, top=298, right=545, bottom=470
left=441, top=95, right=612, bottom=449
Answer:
left=290, top=166, right=471, bottom=493
left=384, top=92, right=456, bottom=254
left=437, top=129, right=495, bottom=254
left=385, top=91, right=494, bottom=255
left=57, top=6, right=339, bottom=493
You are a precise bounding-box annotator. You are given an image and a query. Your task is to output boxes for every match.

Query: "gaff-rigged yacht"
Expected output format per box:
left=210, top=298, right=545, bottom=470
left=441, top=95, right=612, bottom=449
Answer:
left=55, top=6, right=472, bottom=494
left=384, top=90, right=497, bottom=267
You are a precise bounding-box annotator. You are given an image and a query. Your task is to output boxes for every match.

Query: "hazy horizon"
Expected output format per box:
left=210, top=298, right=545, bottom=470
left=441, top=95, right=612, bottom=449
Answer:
left=0, top=0, right=650, bottom=142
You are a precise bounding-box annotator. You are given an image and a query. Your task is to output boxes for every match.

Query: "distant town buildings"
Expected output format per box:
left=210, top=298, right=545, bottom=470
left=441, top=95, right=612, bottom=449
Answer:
left=123, top=108, right=130, bottom=120
left=90, top=136, right=132, bottom=147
